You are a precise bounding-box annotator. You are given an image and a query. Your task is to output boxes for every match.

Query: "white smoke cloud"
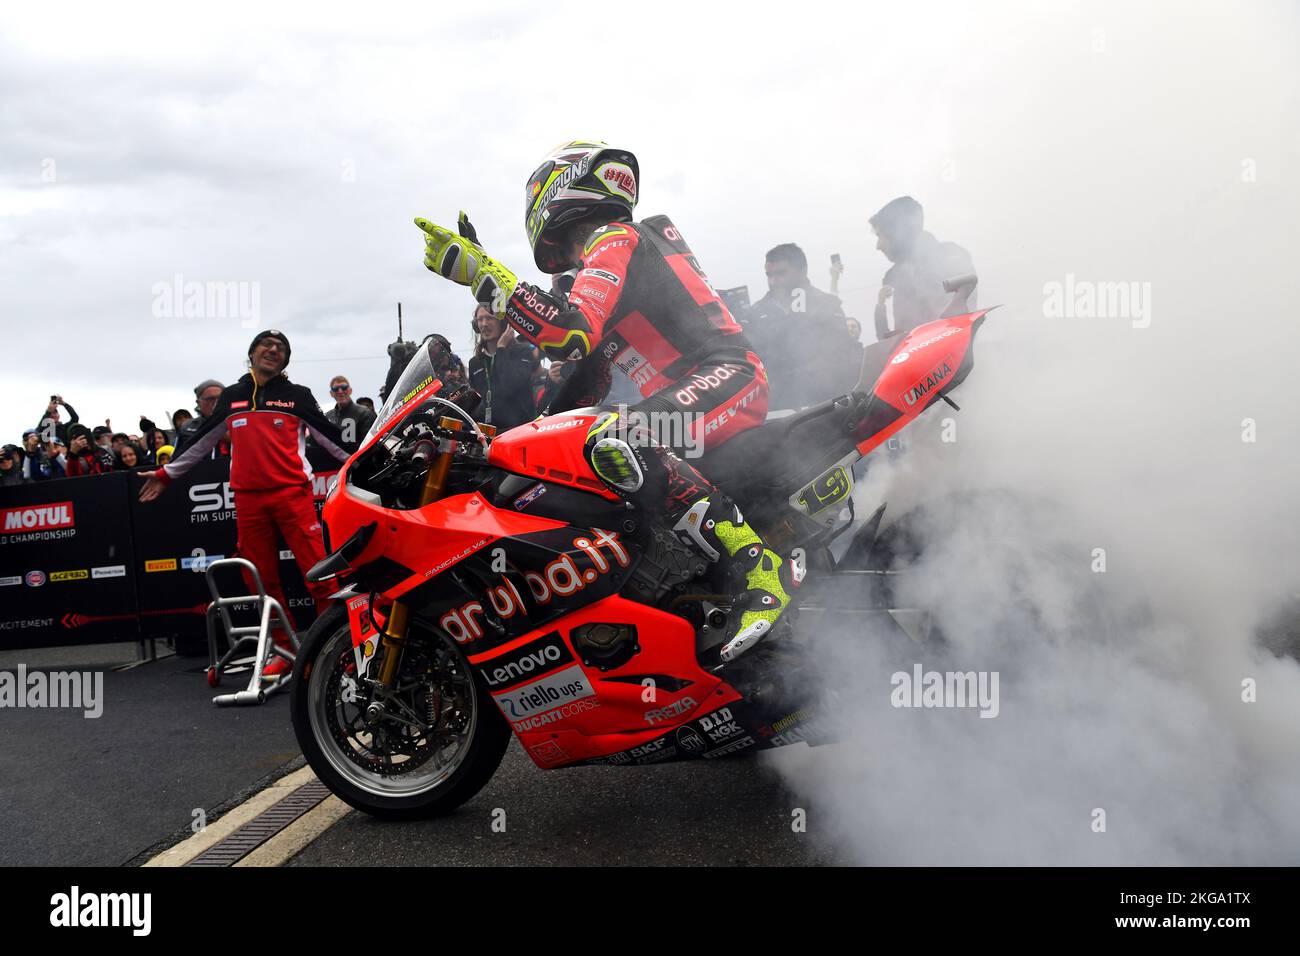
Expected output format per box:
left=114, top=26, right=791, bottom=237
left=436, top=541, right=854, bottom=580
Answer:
left=765, top=282, right=1300, bottom=864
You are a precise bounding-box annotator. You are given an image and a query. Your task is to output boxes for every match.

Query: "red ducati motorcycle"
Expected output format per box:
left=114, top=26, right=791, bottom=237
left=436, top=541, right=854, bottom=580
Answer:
left=291, top=283, right=989, bottom=818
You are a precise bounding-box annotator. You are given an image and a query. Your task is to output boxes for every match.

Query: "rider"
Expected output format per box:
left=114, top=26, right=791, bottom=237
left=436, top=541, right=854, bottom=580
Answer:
left=414, top=141, right=803, bottom=662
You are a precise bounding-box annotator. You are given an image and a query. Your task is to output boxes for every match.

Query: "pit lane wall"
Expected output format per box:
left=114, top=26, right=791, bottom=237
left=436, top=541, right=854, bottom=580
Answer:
left=0, top=461, right=335, bottom=650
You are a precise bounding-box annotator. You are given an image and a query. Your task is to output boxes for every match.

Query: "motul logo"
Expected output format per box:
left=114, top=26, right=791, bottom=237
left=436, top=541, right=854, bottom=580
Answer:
left=2, top=503, right=75, bottom=534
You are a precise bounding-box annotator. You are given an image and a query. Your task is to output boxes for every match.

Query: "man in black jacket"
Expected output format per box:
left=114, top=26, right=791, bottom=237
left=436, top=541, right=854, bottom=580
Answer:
left=744, top=243, right=861, bottom=410
left=467, top=304, right=539, bottom=433
left=324, top=375, right=377, bottom=446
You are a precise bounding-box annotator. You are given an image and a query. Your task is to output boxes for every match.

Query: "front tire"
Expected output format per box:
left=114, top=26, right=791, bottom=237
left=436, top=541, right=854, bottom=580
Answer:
left=290, top=605, right=510, bottom=820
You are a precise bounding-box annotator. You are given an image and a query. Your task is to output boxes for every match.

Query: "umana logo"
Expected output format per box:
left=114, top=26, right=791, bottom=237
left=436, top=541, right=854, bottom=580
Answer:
left=901, top=362, right=952, bottom=407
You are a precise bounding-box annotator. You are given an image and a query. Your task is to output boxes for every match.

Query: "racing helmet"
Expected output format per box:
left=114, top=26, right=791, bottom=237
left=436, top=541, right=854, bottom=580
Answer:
left=525, top=141, right=638, bottom=273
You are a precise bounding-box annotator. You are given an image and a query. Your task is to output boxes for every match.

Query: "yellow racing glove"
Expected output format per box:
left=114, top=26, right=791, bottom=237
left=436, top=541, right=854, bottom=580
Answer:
left=415, top=213, right=519, bottom=314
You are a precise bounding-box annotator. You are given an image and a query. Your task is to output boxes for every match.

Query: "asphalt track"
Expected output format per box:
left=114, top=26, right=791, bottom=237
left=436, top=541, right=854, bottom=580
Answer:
left=289, top=741, right=845, bottom=867
left=0, top=651, right=301, bottom=867
left=3, top=649, right=845, bottom=866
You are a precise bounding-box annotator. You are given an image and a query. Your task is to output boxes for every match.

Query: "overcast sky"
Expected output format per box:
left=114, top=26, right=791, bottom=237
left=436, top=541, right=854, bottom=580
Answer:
left=2, top=0, right=1296, bottom=441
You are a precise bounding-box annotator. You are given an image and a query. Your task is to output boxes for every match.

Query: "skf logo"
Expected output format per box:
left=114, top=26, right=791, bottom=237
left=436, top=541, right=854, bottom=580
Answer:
left=145, top=559, right=177, bottom=573
left=50, top=569, right=89, bottom=582
left=2, top=502, right=75, bottom=535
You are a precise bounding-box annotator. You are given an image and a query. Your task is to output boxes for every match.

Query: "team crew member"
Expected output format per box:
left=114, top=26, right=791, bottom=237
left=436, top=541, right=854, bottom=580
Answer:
left=138, top=331, right=351, bottom=677
left=413, top=141, right=803, bottom=663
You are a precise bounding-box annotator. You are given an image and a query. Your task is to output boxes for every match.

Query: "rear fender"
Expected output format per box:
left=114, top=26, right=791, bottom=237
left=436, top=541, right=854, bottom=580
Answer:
left=853, top=309, right=991, bottom=457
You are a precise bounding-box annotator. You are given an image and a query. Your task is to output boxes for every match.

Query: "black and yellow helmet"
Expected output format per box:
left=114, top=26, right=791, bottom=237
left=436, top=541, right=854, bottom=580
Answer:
left=525, top=140, right=638, bottom=273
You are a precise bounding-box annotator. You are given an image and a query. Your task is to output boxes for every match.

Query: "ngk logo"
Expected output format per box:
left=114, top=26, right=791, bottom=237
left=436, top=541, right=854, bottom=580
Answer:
left=2, top=503, right=75, bottom=534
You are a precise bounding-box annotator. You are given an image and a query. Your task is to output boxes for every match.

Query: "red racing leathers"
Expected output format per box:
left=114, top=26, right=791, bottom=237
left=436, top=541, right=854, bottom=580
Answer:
left=159, top=373, right=351, bottom=630
left=503, top=215, right=769, bottom=452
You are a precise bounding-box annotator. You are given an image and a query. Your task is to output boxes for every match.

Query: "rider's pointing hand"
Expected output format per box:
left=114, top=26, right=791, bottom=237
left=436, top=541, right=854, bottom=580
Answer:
left=415, top=216, right=518, bottom=315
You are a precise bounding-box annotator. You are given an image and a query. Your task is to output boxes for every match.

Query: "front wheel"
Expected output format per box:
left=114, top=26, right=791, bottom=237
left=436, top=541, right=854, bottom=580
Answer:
left=290, top=605, right=510, bottom=820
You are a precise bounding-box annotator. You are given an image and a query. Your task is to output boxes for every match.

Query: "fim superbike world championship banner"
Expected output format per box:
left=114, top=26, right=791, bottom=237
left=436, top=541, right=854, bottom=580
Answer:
left=130, top=459, right=338, bottom=644
left=0, top=472, right=140, bottom=649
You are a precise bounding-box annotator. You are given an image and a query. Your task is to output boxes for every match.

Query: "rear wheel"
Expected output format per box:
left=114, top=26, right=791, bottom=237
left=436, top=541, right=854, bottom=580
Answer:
left=290, top=605, right=510, bottom=820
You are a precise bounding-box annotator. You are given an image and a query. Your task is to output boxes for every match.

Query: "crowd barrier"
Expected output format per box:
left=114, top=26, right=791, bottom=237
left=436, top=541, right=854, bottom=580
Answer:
left=0, top=461, right=335, bottom=651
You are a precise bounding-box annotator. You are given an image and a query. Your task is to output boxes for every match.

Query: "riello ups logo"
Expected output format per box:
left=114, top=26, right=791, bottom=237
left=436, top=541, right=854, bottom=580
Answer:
left=1, top=502, right=75, bottom=535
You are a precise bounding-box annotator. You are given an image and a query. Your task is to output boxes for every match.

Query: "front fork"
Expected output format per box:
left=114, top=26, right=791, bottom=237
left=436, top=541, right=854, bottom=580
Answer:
left=373, top=417, right=464, bottom=688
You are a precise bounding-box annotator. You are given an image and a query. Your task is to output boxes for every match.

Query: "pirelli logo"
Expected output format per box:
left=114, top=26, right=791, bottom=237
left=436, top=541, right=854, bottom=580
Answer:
left=145, top=559, right=177, bottom=573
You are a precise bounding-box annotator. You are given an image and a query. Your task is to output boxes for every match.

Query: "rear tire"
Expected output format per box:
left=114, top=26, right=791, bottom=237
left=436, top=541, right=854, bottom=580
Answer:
left=291, top=605, right=510, bottom=820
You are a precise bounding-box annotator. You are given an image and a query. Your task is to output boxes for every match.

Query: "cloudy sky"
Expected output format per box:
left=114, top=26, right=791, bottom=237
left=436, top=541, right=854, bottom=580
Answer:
left=2, top=0, right=1296, bottom=442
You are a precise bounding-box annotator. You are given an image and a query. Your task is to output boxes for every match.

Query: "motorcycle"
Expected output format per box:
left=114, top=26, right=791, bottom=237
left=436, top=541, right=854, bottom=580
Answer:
left=290, top=278, right=990, bottom=818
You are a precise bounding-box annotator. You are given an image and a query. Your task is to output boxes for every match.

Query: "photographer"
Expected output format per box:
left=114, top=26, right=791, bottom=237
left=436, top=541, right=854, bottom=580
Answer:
left=36, top=394, right=79, bottom=446
left=381, top=333, right=467, bottom=401
left=467, top=303, right=539, bottom=432
left=62, top=424, right=115, bottom=477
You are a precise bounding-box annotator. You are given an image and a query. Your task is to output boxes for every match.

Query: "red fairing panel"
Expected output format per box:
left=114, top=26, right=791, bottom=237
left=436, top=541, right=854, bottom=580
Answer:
left=487, top=413, right=621, bottom=500
left=467, top=593, right=742, bottom=768
left=384, top=492, right=570, bottom=601
left=856, top=309, right=989, bottom=456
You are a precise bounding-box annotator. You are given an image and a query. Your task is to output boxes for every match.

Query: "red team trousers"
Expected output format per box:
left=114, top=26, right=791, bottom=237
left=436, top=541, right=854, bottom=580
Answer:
left=233, top=484, right=334, bottom=635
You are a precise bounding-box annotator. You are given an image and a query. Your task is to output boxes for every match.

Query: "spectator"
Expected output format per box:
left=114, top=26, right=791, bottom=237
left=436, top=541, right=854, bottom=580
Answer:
left=870, top=195, right=976, bottom=340
left=323, top=375, right=376, bottom=448
left=62, top=424, right=116, bottom=477
left=175, top=379, right=224, bottom=454
left=155, top=444, right=175, bottom=467
left=467, top=304, right=539, bottom=432
left=381, top=333, right=467, bottom=403
left=0, top=445, right=24, bottom=487
left=355, top=397, right=375, bottom=413
left=116, top=442, right=147, bottom=470
left=92, top=425, right=113, bottom=451
left=20, top=430, right=52, bottom=481
left=846, top=317, right=863, bottom=342
left=110, top=433, right=130, bottom=455
left=138, top=419, right=170, bottom=465
left=171, top=409, right=193, bottom=434
left=743, top=242, right=860, bottom=409
left=36, top=395, right=78, bottom=446
left=44, top=438, right=67, bottom=479
left=534, top=358, right=574, bottom=413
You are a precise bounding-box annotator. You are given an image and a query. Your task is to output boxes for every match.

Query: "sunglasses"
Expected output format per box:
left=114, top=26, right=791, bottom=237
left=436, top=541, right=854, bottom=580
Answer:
left=331, top=384, right=350, bottom=393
